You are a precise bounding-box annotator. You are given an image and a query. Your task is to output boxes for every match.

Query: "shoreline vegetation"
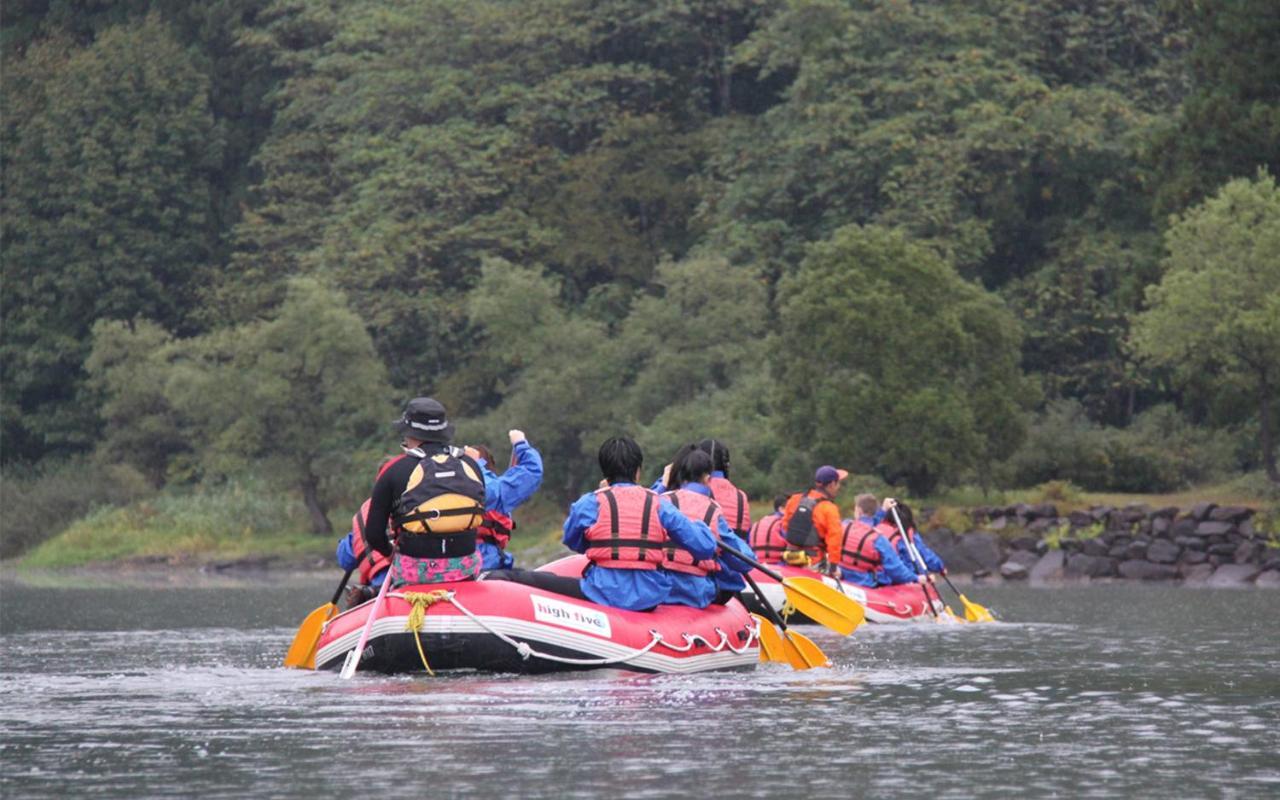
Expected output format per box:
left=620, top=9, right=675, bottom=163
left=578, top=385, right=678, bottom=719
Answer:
left=6, top=475, right=1273, bottom=588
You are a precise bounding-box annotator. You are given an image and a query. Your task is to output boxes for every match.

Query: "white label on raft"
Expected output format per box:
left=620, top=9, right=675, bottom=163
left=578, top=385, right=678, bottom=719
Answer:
left=531, top=595, right=613, bottom=639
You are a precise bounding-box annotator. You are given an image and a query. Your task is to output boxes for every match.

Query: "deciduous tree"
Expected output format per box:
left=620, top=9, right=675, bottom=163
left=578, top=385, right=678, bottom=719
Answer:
left=1133, top=171, right=1280, bottom=482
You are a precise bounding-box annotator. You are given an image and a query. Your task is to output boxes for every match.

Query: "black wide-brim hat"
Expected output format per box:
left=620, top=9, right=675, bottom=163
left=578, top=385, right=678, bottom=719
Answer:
left=392, top=396, right=455, bottom=443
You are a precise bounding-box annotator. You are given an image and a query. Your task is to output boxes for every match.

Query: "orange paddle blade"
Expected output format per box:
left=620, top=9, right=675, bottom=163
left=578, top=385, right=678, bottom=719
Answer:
left=751, top=614, right=787, bottom=663
left=283, top=602, right=337, bottom=669
left=785, top=629, right=831, bottom=669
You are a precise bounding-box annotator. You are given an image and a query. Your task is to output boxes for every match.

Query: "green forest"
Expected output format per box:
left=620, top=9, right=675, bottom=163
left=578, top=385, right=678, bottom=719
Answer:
left=2, top=0, right=1279, bottom=562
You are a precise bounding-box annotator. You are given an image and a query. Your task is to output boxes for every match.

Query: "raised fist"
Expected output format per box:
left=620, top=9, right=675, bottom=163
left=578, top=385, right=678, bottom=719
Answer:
left=508, top=429, right=526, bottom=445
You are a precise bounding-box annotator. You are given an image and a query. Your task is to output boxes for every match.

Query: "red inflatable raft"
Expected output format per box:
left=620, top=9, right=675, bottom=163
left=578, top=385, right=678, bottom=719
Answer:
left=313, top=558, right=759, bottom=675
left=741, top=564, right=951, bottom=624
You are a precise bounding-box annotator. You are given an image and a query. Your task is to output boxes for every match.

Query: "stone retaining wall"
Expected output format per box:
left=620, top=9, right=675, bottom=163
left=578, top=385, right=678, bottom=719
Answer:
left=922, top=501, right=1279, bottom=588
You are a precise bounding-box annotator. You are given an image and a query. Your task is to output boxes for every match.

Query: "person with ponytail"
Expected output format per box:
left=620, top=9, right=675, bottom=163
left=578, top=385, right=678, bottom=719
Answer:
left=661, top=444, right=755, bottom=606
left=697, top=438, right=752, bottom=536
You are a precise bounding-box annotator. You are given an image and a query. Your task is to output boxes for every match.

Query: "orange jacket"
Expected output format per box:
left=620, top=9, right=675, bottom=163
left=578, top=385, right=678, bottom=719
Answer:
left=781, top=488, right=843, bottom=561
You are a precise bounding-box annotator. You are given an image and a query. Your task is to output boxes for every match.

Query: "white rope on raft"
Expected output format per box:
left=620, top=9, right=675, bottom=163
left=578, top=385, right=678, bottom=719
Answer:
left=393, top=591, right=758, bottom=666
left=657, top=626, right=759, bottom=655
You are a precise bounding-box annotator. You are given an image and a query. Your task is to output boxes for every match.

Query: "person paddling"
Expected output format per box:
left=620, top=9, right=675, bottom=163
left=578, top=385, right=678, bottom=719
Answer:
left=471, top=429, right=544, bottom=571
left=886, top=502, right=947, bottom=580
left=832, top=495, right=919, bottom=588
left=748, top=495, right=790, bottom=565
left=660, top=444, right=755, bottom=606
left=485, top=436, right=717, bottom=611
left=354, top=397, right=487, bottom=589
left=335, top=456, right=399, bottom=605
left=780, top=466, right=848, bottom=568
left=697, top=438, right=752, bottom=536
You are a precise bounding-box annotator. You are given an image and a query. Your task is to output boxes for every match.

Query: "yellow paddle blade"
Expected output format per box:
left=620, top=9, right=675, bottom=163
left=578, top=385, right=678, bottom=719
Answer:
left=283, top=602, right=337, bottom=669
left=785, top=630, right=831, bottom=669
left=751, top=614, right=787, bottom=663
left=781, top=576, right=865, bottom=636
left=961, top=594, right=995, bottom=623
left=941, top=605, right=966, bottom=623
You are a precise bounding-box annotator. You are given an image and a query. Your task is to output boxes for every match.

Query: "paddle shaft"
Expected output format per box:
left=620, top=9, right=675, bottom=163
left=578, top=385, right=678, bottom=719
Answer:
left=330, top=567, right=356, bottom=607
left=340, top=568, right=393, bottom=679
left=718, top=543, right=785, bottom=581
left=890, top=507, right=941, bottom=618
left=940, top=571, right=966, bottom=599
left=741, top=569, right=790, bottom=632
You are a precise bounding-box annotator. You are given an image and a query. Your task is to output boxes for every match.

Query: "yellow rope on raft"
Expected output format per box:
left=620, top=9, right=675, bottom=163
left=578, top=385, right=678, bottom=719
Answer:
left=402, top=590, right=451, bottom=677
left=780, top=599, right=797, bottom=621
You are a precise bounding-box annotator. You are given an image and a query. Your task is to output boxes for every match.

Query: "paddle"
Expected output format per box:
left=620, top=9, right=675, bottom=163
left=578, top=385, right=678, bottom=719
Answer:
left=719, top=547, right=864, bottom=636
left=751, top=612, right=787, bottom=662
left=340, top=567, right=393, bottom=679
left=742, top=569, right=829, bottom=669
left=940, top=571, right=996, bottom=623
left=283, top=567, right=355, bottom=669
left=888, top=507, right=950, bottom=622
left=889, top=507, right=993, bottom=622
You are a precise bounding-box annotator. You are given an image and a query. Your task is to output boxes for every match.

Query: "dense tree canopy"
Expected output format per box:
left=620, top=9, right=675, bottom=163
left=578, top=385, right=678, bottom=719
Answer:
left=2, top=16, right=220, bottom=459
left=4, top=0, right=1278, bottom=515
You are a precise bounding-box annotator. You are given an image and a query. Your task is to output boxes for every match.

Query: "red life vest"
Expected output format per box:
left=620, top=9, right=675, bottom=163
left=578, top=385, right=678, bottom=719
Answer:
left=583, top=485, right=667, bottom=570
left=708, top=476, right=750, bottom=534
left=351, top=500, right=393, bottom=584
left=661, top=488, right=722, bottom=577
left=476, top=509, right=515, bottom=550
left=887, top=523, right=917, bottom=551
left=748, top=512, right=788, bottom=563
left=350, top=455, right=405, bottom=583
left=835, top=519, right=886, bottom=574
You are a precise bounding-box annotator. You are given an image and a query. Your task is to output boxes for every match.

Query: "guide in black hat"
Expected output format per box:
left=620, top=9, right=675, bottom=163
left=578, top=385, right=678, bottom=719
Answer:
left=342, top=397, right=488, bottom=591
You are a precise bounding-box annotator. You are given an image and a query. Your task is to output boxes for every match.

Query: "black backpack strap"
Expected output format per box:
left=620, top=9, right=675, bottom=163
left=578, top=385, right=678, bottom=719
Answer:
left=602, top=488, right=621, bottom=560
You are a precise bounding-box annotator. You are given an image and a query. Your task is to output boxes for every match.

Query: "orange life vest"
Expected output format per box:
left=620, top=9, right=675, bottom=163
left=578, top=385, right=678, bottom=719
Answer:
left=748, top=512, right=788, bottom=563
left=661, top=488, right=722, bottom=577
left=782, top=491, right=832, bottom=557
left=836, top=519, right=886, bottom=574
left=708, top=476, right=750, bottom=534
left=583, top=485, right=667, bottom=570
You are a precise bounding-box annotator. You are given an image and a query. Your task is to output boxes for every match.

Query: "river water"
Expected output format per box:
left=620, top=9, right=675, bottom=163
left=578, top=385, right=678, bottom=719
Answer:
left=1, top=577, right=1277, bottom=799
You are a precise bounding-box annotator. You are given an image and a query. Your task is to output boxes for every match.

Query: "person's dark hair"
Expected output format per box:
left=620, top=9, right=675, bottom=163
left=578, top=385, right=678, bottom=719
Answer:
left=773, top=494, right=789, bottom=512
left=671, top=444, right=713, bottom=488
left=697, top=438, right=730, bottom=476
left=598, top=436, right=644, bottom=485
left=893, top=502, right=915, bottom=532
left=474, top=444, right=495, bottom=467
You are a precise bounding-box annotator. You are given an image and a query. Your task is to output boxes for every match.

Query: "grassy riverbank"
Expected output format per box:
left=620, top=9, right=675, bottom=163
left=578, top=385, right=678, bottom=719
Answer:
left=12, top=479, right=572, bottom=572
left=10, top=472, right=1274, bottom=572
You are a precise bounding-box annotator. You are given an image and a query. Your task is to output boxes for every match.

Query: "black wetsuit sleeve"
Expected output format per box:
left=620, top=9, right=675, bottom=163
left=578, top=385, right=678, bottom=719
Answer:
left=363, top=458, right=415, bottom=556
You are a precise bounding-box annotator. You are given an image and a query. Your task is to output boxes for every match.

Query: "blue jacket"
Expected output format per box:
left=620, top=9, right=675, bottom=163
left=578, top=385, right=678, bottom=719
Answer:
left=839, top=521, right=918, bottom=587
left=476, top=439, right=544, bottom=570
left=335, top=534, right=387, bottom=587
left=896, top=531, right=945, bottom=574
left=563, top=482, right=718, bottom=610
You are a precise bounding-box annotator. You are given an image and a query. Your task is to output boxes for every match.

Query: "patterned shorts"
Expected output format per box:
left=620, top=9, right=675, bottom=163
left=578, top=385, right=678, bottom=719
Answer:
left=390, top=551, right=483, bottom=586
